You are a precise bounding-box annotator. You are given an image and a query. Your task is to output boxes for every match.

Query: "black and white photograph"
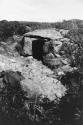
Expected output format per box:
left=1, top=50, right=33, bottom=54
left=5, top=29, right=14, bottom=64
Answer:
left=0, top=0, right=82, bottom=125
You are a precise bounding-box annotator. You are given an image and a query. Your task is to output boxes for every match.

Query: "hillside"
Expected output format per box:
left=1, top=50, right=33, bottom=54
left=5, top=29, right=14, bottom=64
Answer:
left=20, top=19, right=83, bottom=30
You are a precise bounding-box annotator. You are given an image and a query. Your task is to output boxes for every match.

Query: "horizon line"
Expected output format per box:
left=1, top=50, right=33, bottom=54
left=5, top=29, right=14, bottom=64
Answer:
left=0, top=18, right=83, bottom=23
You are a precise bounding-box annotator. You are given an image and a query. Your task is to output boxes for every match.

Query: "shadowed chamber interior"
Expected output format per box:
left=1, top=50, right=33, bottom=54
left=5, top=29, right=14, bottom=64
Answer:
left=32, top=38, right=44, bottom=61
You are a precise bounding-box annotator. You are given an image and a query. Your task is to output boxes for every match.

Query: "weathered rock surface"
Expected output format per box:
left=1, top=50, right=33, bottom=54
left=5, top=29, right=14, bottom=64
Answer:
left=25, top=29, right=63, bottom=39
left=23, top=37, right=32, bottom=55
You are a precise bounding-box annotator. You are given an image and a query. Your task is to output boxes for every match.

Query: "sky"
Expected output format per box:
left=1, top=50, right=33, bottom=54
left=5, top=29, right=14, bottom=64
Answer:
left=0, top=0, right=83, bottom=22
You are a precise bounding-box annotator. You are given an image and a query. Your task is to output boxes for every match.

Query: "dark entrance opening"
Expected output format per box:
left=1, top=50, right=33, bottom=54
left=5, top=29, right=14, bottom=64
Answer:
left=32, top=38, right=45, bottom=61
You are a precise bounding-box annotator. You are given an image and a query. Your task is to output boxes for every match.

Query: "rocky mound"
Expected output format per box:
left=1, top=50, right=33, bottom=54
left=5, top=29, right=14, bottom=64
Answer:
left=0, top=28, right=81, bottom=125
left=0, top=28, right=77, bottom=103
